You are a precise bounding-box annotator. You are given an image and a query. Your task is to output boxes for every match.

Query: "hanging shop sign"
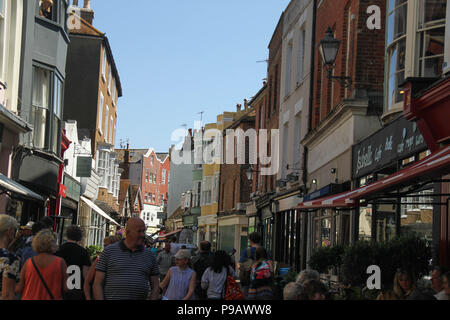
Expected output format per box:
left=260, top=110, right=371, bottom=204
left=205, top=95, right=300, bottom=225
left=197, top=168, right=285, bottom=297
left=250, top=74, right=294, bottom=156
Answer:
left=76, top=157, right=92, bottom=178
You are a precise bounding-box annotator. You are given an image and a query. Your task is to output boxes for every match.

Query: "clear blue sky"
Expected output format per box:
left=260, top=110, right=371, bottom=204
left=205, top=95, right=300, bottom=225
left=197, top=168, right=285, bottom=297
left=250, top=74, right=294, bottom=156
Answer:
left=90, top=0, right=290, bottom=152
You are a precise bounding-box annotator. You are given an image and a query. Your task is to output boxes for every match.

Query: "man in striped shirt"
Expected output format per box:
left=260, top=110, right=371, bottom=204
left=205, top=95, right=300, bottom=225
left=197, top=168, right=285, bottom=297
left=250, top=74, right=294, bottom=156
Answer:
left=93, top=218, right=160, bottom=300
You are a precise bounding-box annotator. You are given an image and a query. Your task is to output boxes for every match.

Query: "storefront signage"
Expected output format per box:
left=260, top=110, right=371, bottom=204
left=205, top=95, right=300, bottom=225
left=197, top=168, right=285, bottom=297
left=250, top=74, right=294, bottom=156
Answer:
left=303, top=185, right=331, bottom=202
left=76, top=157, right=92, bottom=178
left=352, top=117, right=427, bottom=178
left=59, top=184, right=67, bottom=198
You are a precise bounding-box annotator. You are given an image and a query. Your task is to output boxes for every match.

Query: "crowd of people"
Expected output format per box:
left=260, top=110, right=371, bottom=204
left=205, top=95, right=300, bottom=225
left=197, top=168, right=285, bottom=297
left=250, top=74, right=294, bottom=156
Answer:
left=1, top=214, right=450, bottom=300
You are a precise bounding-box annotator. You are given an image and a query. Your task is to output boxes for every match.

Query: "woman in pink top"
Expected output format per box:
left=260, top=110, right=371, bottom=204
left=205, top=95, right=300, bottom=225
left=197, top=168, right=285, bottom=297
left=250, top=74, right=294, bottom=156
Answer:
left=16, top=229, right=68, bottom=300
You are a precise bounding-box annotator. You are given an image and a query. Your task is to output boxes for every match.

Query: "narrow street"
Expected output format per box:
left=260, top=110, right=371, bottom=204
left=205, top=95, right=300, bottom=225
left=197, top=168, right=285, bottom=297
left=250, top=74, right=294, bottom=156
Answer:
left=0, top=0, right=449, bottom=306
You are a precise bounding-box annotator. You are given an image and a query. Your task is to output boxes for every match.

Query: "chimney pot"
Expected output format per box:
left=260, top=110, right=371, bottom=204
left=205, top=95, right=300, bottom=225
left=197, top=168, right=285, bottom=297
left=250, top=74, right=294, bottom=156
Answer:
left=237, top=104, right=241, bottom=112
left=84, top=0, right=91, bottom=9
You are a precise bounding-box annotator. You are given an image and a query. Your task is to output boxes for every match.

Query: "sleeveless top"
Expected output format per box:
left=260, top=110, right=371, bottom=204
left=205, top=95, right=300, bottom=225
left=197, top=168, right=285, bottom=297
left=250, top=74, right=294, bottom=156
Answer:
left=165, top=266, right=194, bottom=300
left=21, top=256, right=64, bottom=300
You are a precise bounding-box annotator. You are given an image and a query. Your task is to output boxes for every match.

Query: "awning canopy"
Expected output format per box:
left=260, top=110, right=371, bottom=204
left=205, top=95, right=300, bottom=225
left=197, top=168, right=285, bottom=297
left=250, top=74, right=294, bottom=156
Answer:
left=297, top=190, right=357, bottom=209
left=0, top=173, right=46, bottom=202
left=351, top=144, right=450, bottom=201
left=296, top=144, right=450, bottom=210
left=158, top=229, right=182, bottom=240
left=80, top=196, right=120, bottom=226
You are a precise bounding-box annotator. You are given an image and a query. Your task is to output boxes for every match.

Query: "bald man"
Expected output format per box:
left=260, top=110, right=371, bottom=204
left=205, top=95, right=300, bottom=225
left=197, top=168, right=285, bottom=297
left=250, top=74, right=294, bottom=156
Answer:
left=93, top=218, right=160, bottom=300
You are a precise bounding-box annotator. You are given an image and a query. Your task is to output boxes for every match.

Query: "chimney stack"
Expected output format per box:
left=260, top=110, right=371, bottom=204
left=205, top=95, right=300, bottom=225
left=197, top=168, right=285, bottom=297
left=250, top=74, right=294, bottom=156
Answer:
left=188, top=128, right=192, bottom=136
left=236, top=104, right=241, bottom=112
left=244, top=99, right=248, bottom=110
left=75, top=0, right=94, bottom=25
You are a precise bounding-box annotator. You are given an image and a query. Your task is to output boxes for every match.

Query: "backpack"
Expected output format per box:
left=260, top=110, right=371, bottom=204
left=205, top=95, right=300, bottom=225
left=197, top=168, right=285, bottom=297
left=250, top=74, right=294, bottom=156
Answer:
left=239, top=247, right=255, bottom=286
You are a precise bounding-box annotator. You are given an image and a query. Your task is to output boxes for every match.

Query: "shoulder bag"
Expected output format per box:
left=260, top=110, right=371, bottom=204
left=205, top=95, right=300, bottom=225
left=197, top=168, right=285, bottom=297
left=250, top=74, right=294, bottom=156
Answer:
left=31, top=257, right=54, bottom=300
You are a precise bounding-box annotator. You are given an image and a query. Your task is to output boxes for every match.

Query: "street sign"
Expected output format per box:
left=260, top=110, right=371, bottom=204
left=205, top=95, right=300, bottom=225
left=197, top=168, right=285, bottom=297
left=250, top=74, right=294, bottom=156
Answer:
left=76, top=157, right=92, bottom=178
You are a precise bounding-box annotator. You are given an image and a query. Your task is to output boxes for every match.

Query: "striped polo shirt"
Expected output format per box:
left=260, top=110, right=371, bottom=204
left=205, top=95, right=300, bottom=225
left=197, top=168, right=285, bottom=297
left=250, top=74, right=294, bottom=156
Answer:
left=96, top=240, right=159, bottom=300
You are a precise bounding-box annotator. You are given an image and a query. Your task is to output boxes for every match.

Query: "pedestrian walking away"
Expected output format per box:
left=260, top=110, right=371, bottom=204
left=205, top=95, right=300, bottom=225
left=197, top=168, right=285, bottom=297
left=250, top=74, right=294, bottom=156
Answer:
left=93, top=218, right=160, bottom=300
left=238, top=232, right=262, bottom=297
left=160, top=249, right=196, bottom=300
left=0, top=215, right=20, bottom=300
left=201, top=250, right=238, bottom=300
left=247, top=246, right=274, bottom=300
left=56, top=225, right=91, bottom=300
left=192, top=240, right=214, bottom=299
left=16, top=229, right=69, bottom=300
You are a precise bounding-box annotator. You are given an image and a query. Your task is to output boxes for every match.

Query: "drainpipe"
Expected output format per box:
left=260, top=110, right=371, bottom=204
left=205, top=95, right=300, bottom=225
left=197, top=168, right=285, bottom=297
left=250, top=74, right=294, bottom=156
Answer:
left=303, top=0, right=317, bottom=195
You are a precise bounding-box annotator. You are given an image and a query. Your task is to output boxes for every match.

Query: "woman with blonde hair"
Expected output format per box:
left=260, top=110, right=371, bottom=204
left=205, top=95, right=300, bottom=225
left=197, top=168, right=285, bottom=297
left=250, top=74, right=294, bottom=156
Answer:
left=377, top=269, right=416, bottom=300
left=0, top=214, right=20, bottom=300
left=16, top=229, right=68, bottom=300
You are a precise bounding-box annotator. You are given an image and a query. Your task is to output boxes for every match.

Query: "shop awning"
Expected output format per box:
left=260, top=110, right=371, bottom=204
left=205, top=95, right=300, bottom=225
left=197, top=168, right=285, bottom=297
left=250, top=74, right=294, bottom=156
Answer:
left=0, top=173, right=46, bottom=202
left=297, top=190, right=357, bottom=209
left=80, top=196, right=120, bottom=226
left=296, top=144, right=450, bottom=210
left=158, top=229, right=182, bottom=240
left=350, top=144, right=450, bottom=201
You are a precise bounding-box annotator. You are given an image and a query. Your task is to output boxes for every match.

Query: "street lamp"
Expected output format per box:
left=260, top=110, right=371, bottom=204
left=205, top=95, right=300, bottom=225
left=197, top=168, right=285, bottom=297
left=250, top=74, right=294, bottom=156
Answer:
left=319, top=27, right=352, bottom=89
left=245, top=165, right=259, bottom=181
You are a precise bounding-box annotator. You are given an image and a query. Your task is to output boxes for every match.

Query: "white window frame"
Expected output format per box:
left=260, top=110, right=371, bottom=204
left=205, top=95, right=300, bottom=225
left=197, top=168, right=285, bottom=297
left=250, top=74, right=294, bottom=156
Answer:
left=384, top=0, right=447, bottom=115
left=97, top=149, right=109, bottom=188
left=108, top=68, right=112, bottom=96
left=162, top=169, right=166, bottom=184
left=296, top=28, right=305, bottom=85
left=102, top=47, right=107, bottom=81
left=99, top=92, right=104, bottom=134
left=109, top=116, right=113, bottom=143
left=285, top=41, right=293, bottom=98
left=104, top=105, right=109, bottom=142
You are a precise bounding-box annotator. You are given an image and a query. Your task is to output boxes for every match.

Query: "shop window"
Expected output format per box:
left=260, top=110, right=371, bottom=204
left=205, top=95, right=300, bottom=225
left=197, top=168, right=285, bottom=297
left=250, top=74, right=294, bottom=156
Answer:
left=39, top=0, right=57, bottom=22
left=375, top=203, right=397, bottom=242
left=359, top=205, right=373, bottom=241
left=400, top=188, right=434, bottom=241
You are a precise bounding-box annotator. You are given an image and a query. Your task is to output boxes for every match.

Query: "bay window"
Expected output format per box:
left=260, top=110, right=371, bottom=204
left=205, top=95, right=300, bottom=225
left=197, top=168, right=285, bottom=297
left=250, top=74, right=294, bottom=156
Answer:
left=417, top=0, right=446, bottom=77
left=385, top=0, right=447, bottom=112
left=31, top=66, right=63, bottom=155
left=386, top=0, right=407, bottom=110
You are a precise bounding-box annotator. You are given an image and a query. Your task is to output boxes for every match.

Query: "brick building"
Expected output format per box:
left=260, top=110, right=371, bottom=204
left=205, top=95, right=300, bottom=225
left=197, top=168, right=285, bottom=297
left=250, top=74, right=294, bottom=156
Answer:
left=117, top=146, right=170, bottom=234
left=297, top=0, right=386, bottom=267
left=218, top=107, right=255, bottom=258
left=245, top=13, right=284, bottom=252
left=63, top=1, right=123, bottom=239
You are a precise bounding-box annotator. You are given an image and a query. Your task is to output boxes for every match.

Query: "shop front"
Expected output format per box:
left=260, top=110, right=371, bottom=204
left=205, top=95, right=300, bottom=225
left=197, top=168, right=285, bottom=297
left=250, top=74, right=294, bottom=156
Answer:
left=296, top=141, right=450, bottom=268
left=57, top=173, right=81, bottom=244
left=217, top=215, right=249, bottom=262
